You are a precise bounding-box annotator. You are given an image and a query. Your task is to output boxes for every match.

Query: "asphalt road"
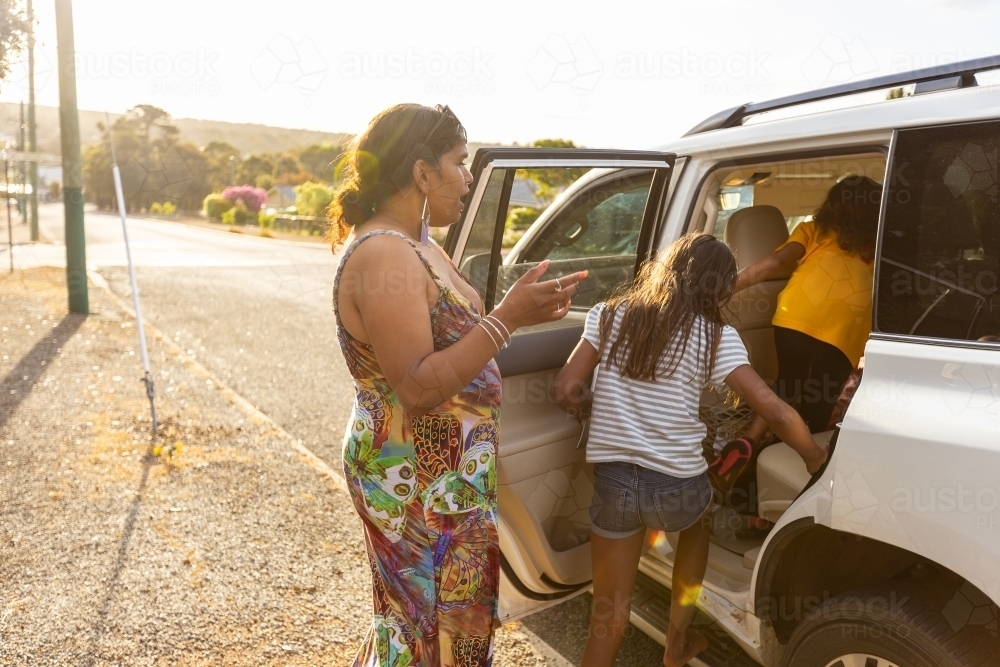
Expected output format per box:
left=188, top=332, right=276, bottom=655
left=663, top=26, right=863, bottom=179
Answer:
left=22, top=203, right=666, bottom=666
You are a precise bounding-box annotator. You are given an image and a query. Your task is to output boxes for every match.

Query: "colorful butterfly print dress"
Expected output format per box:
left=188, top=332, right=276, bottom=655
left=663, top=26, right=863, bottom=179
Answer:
left=333, top=230, right=501, bottom=667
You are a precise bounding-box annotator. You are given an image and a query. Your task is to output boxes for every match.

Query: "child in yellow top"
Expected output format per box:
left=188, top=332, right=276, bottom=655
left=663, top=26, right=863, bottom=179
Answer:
left=735, top=176, right=882, bottom=433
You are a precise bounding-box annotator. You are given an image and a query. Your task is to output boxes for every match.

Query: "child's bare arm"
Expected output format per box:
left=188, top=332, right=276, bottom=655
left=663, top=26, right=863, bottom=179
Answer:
left=734, top=242, right=805, bottom=292
left=552, top=339, right=601, bottom=421
left=724, top=365, right=828, bottom=473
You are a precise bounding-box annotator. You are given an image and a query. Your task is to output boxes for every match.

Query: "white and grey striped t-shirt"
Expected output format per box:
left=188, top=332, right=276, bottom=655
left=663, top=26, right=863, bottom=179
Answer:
left=582, top=303, right=750, bottom=478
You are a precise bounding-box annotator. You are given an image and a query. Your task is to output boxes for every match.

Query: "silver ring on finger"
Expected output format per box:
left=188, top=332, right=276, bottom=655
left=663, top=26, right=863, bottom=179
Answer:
left=555, top=277, right=562, bottom=291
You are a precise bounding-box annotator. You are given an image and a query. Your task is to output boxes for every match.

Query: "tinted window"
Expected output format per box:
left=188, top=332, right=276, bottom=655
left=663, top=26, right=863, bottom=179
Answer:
left=876, top=121, right=1000, bottom=341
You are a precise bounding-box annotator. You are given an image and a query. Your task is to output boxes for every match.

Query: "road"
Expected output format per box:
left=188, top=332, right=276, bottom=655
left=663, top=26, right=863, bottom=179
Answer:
left=17, top=203, right=667, bottom=666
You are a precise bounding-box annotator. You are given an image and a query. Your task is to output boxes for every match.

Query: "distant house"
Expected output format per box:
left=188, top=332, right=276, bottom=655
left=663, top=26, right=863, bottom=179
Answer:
left=266, top=185, right=297, bottom=210
left=508, top=177, right=545, bottom=209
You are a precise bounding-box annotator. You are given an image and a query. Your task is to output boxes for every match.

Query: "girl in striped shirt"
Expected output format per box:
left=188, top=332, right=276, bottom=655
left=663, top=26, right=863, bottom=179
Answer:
left=554, top=234, right=827, bottom=667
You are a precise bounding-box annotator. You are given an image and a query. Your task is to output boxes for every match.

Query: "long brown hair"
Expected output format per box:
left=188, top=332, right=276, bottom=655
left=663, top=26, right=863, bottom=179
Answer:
left=813, top=175, right=882, bottom=261
left=327, top=103, right=466, bottom=250
left=599, top=234, right=738, bottom=382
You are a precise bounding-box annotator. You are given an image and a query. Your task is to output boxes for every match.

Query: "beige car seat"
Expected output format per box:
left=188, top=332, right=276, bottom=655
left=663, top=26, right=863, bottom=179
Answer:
left=756, top=430, right=835, bottom=523
left=723, top=205, right=792, bottom=384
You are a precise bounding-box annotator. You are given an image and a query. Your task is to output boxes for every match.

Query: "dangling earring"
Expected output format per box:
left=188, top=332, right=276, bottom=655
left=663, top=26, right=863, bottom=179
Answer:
left=419, top=192, right=430, bottom=246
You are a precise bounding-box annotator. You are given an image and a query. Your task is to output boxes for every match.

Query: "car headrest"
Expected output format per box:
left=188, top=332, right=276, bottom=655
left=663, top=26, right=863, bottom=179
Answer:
left=725, top=205, right=791, bottom=274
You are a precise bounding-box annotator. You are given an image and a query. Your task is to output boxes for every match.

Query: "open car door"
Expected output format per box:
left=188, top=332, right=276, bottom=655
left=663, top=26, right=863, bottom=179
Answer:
left=443, top=149, right=676, bottom=620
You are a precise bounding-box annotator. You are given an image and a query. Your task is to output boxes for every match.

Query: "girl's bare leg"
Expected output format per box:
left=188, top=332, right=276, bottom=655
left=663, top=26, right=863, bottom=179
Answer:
left=663, top=514, right=711, bottom=667
left=579, top=530, right=647, bottom=667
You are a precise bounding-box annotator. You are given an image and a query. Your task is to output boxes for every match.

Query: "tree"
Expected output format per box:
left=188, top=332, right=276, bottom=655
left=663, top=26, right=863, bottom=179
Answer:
left=298, top=143, right=343, bottom=182
left=522, top=138, right=588, bottom=201
left=82, top=105, right=207, bottom=213
left=202, top=140, right=241, bottom=192
left=272, top=153, right=318, bottom=185
left=0, top=0, right=28, bottom=91
left=236, top=155, right=274, bottom=186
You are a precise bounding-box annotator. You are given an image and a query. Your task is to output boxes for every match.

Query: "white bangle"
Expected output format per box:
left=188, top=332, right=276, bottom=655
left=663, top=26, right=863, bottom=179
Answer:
left=477, top=322, right=502, bottom=353
left=481, top=317, right=509, bottom=349
left=484, top=315, right=512, bottom=341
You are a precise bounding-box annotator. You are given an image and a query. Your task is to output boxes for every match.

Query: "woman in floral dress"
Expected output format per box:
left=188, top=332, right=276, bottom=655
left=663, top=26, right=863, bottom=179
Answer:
left=329, top=103, right=587, bottom=667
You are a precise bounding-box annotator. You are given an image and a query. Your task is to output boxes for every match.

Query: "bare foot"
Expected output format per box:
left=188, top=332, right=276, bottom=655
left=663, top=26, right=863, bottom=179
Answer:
left=662, top=628, right=708, bottom=667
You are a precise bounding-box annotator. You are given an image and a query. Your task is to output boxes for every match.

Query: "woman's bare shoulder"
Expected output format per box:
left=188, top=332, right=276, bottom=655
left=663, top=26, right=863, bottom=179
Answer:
left=341, top=231, right=425, bottom=274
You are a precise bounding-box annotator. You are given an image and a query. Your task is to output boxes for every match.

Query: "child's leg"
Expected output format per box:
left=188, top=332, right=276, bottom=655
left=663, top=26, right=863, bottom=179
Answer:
left=798, top=335, right=853, bottom=433
left=664, top=513, right=712, bottom=667
left=773, top=326, right=810, bottom=412
left=580, top=530, right=648, bottom=667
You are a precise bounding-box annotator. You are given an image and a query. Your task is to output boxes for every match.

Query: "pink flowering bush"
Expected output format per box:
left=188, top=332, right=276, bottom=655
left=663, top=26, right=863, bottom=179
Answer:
left=222, top=185, right=268, bottom=213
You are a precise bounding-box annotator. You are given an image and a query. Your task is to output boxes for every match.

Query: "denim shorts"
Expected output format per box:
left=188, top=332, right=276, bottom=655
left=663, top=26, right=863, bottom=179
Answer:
left=589, top=461, right=713, bottom=539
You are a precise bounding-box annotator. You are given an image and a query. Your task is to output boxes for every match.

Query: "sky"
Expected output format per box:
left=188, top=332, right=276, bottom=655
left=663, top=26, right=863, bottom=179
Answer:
left=2, top=0, right=1000, bottom=148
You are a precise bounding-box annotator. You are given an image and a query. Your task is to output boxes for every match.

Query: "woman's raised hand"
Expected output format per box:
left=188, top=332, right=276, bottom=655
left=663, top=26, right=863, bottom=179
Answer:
left=492, top=260, right=588, bottom=331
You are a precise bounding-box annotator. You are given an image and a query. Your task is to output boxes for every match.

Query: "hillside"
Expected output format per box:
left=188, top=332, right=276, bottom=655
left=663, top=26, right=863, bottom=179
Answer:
left=0, top=103, right=352, bottom=156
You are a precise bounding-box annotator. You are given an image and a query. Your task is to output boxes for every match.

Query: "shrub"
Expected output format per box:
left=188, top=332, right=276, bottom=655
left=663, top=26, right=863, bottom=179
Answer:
left=204, top=193, right=233, bottom=221
left=150, top=202, right=163, bottom=214
left=258, top=210, right=275, bottom=230
left=294, top=181, right=335, bottom=218
left=161, top=201, right=177, bottom=216
left=506, top=206, right=541, bottom=231
left=221, top=201, right=252, bottom=225
left=502, top=207, right=541, bottom=248
left=222, top=185, right=268, bottom=213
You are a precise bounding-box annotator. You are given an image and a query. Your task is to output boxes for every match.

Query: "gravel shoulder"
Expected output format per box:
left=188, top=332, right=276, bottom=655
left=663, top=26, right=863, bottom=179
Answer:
left=0, top=268, right=553, bottom=666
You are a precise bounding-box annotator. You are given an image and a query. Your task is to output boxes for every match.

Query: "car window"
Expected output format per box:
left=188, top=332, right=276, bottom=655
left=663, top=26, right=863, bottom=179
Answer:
left=496, top=169, right=656, bottom=316
left=712, top=185, right=755, bottom=239
left=876, top=120, right=1000, bottom=342
left=520, top=170, right=655, bottom=263
left=457, top=167, right=509, bottom=298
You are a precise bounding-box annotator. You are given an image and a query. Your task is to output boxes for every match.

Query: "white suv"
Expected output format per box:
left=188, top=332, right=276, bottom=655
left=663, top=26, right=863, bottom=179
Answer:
left=444, top=56, right=1000, bottom=666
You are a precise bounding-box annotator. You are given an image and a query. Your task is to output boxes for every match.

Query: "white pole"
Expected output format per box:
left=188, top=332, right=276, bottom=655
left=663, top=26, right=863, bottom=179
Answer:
left=106, top=113, right=157, bottom=441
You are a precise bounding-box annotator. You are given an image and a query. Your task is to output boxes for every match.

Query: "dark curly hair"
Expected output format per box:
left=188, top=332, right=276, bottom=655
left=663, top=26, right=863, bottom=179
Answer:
left=813, top=175, right=883, bottom=261
left=327, top=104, right=466, bottom=250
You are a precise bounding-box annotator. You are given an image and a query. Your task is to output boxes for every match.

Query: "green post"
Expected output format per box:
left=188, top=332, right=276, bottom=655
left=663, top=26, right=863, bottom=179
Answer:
left=27, top=0, right=38, bottom=242
left=55, top=0, right=87, bottom=314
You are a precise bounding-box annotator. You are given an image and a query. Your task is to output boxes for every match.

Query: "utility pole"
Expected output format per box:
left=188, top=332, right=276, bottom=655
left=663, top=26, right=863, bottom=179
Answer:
left=18, top=102, right=26, bottom=225
left=55, top=0, right=88, bottom=314
left=28, top=0, right=39, bottom=242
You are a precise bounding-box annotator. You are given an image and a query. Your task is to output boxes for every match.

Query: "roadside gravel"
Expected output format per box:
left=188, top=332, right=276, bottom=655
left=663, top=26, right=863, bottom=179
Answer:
left=0, top=268, right=550, bottom=665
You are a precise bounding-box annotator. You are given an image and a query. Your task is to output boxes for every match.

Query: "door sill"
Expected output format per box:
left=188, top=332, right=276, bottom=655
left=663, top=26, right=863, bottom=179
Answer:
left=631, top=572, right=761, bottom=666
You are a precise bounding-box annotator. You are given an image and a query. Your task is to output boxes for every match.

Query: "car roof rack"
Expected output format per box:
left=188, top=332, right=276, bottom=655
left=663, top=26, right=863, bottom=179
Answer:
left=683, top=54, right=1000, bottom=136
